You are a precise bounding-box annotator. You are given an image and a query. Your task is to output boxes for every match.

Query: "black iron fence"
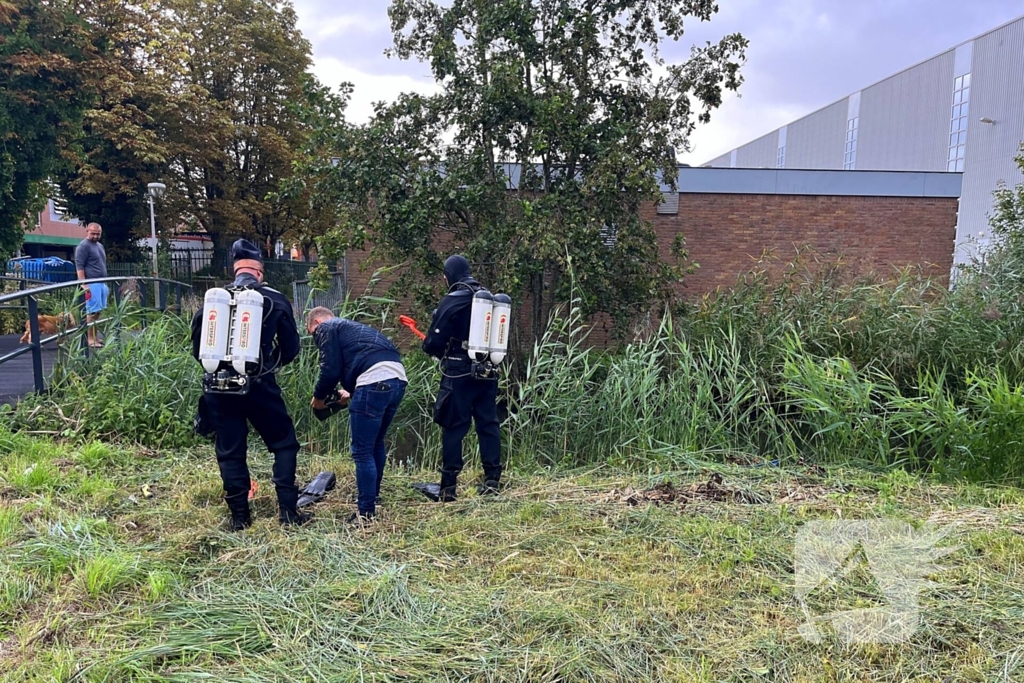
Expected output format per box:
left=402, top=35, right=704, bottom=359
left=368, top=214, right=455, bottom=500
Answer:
left=162, top=249, right=316, bottom=295
left=6, top=250, right=316, bottom=293
left=5, top=249, right=327, bottom=343
left=292, top=271, right=347, bottom=319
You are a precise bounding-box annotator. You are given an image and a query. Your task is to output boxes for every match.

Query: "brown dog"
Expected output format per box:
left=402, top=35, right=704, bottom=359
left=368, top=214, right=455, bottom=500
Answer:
left=19, top=313, right=77, bottom=343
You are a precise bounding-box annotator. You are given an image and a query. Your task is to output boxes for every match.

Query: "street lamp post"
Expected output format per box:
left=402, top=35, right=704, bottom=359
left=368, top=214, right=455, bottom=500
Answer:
left=147, top=182, right=166, bottom=277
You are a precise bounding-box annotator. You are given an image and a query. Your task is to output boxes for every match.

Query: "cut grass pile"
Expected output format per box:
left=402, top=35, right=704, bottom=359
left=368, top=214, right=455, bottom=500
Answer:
left=1, top=435, right=1024, bottom=681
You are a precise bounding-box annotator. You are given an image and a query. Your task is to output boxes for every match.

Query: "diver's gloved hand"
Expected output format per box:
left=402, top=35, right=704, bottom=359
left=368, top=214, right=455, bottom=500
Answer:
left=312, top=390, right=349, bottom=422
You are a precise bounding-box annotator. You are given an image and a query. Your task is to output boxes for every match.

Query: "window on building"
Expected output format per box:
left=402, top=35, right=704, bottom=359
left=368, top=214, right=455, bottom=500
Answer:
left=947, top=73, right=970, bottom=172
left=49, top=199, right=70, bottom=220
left=777, top=146, right=786, bottom=169
left=656, top=191, right=679, bottom=215
left=45, top=180, right=79, bottom=224
left=844, top=117, right=858, bottom=170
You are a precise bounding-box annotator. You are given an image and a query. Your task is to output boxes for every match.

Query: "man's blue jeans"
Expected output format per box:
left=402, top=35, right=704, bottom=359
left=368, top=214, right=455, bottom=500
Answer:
left=349, top=378, right=406, bottom=515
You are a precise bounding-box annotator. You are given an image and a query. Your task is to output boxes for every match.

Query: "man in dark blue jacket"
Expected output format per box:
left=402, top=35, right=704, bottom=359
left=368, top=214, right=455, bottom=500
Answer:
left=306, top=307, right=407, bottom=522
left=419, top=255, right=502, bottom=502
left=191, top=239, right=306, bottom=530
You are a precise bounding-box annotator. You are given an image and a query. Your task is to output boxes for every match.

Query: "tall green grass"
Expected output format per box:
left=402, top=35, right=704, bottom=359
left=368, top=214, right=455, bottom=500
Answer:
left=7, top=286, right=445, bottom=465
left=8, top=249, right=1024, bottom=485
left=508, top=302, right=789, bottom=467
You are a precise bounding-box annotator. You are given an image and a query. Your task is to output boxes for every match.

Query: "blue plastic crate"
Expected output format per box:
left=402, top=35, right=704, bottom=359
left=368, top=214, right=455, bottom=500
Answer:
left=7, top=257, right=77, bottom=283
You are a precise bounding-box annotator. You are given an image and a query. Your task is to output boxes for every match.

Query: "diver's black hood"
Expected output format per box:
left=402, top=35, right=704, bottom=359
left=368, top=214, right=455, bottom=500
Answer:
left=443, top=255, right=472, bottom=286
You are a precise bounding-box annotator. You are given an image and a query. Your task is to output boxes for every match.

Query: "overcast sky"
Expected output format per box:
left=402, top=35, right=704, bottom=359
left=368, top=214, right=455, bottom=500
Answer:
left=291, top=0, right=1023, bottom=166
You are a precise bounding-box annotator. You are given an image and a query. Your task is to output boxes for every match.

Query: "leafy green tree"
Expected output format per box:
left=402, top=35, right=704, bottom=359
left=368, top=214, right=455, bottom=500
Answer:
left=272, top=76, right=354, bottom=260
left=306, top=0, right=747, bottom=342
left=0, top=0, right=99, bottom=257
left=51, top=0, right=324, bottom=258
left=54, top=0, right=179, bottom=260
left=987, top=146, right=1024, bottom=262
left=158, top=0, right=317, bottom=252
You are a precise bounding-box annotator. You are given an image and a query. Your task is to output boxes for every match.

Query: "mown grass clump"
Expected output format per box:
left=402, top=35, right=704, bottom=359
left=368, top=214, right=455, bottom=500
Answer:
left=0, top=505, right=21, bottom=546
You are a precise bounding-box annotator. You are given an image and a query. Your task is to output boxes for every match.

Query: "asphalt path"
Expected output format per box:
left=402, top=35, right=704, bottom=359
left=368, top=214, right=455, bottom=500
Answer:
left=0, top=333, right=62, bottom=406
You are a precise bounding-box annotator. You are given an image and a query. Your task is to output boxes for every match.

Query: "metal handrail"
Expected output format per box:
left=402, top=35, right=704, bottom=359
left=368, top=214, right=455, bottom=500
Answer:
left=0, top=275, right=50, bottom=311
left=0, top=275, right=192, bottom=395
left=0, top=275, right=189, bottom=304
left=0, top=275, right=50, bottom=285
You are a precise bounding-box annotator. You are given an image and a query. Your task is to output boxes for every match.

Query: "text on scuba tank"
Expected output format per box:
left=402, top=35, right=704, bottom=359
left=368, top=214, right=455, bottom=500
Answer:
left=239, top=311, right=251, bottom=349
left=205, top=310, right=218, bottom=348
left=498, top=314, right=507, bottom=344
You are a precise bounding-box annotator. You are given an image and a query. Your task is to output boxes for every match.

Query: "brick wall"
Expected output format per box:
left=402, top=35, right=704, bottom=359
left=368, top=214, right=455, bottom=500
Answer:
left=336, top=192, right=960, bottom=349
left=661, top=194, right=959, bottom=296
left=340, top=246, right=432, bottom=351
left=342, top=246, right=401, bottom=302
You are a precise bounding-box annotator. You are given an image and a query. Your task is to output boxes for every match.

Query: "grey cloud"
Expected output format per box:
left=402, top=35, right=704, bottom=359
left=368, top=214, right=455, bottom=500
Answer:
left=293, top=0, right=430, bottom=78
left=293, top=0, right=1023, bottom=151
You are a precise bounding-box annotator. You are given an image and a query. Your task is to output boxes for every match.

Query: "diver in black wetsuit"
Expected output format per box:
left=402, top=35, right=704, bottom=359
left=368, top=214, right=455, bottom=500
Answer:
left=190, top=239, right=307, bottom=530
left=418, top=255, right=502, bottom=502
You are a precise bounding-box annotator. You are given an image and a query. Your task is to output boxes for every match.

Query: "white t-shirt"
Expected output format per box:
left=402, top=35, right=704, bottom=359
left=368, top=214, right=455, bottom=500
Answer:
left=355, top=361, right=407, bottom=387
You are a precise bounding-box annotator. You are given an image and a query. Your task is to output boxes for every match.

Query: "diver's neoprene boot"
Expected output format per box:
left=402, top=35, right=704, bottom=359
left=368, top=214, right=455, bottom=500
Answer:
left=413, top=470, right=459, bottom=502
left=279, top=507, right=313, bottom=526
left=477, top=479, right=500, bottom=496
left=230, top=507, right=252, bottom=531
left=278, top=486, right=312, bottom=526
left=225, top=492, right=252, bottom=531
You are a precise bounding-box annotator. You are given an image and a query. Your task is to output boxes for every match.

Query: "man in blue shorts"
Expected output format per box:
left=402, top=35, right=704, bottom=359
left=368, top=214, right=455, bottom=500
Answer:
left=76, top=222, right=108, bottom=348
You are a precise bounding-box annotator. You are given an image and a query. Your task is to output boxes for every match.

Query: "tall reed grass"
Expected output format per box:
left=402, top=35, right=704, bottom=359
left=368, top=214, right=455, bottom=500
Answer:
left=8, top=251, right=1024, bottom=485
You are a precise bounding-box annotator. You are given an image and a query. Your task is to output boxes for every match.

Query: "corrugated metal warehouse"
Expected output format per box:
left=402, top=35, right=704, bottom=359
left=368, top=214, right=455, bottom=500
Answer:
left=705, top=14, right=1024, bottom=268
